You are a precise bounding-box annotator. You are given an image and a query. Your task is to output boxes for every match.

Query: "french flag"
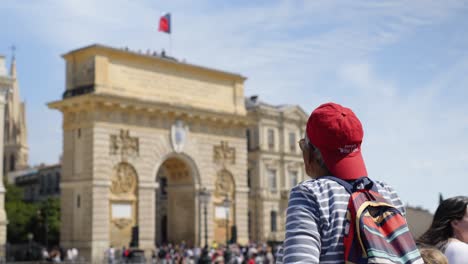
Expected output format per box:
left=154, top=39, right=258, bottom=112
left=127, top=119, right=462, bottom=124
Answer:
left=159, top=13, right=171, bottom=34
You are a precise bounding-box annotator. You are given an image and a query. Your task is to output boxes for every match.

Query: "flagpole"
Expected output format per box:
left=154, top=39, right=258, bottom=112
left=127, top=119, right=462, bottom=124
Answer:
left=169, top=34, right=172, bottom=56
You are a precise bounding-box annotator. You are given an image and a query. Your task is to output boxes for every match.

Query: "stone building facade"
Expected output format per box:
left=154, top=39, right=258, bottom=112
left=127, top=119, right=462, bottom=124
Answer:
left=48, top=44, right=250, bottom=262
left=0, top=54, right=14, bottom=259
left=13, top=164, right=61, bottom=202
left=245, top=97, right=308, bottom=243
left=2, top=56, right=29, bottom=174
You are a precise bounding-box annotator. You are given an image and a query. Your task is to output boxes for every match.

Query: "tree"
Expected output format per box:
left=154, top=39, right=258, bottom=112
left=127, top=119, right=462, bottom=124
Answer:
left=5, top=184, right=61, bottom=246
left=5, top=184, right=38, bottom=243
left=33, top=197, right=60, bottom=246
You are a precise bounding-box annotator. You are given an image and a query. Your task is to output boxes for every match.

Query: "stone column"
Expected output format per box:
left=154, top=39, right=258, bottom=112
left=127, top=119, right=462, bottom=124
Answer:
left=138, top=182, right=157, bottom=261
left=0, top=86, right=9, bottom=259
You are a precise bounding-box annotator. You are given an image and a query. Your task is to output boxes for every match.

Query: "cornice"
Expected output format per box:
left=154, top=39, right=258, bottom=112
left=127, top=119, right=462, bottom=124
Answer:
left=247, top=110, right=306, bottom=127
left=48, top=93, right=249, bottom=128
left=63, top=44, right=247, bottom=82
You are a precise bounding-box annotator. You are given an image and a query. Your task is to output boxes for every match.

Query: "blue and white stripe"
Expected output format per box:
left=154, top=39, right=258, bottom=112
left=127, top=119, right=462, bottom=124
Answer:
left=276, top=178, right=405, bottom=264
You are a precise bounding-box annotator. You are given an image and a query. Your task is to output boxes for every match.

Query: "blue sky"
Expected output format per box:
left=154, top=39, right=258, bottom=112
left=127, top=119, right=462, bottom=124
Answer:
left=1, top=0, right=468, bottom=212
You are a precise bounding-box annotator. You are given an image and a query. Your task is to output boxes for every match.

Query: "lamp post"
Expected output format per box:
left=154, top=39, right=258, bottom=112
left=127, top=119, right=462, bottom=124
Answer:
left=37, top=208, right=48, bottom=249
left=222, top=195, right=231, bottom=247
left=199, top=188, right=211, bottom=248
left=27, top=233, right=33, bottom=260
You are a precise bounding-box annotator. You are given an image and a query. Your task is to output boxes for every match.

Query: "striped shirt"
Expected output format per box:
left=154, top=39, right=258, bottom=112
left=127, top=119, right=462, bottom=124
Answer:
left=276, top=177, right=405, bottom=264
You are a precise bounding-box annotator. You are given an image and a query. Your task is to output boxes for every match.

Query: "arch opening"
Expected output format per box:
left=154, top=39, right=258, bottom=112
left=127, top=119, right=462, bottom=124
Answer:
left=155, top=157, right=197, bottom=246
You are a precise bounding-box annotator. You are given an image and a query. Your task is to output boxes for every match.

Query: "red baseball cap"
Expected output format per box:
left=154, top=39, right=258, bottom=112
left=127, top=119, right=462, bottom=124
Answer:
left=306, top=102, right=367, bottom=180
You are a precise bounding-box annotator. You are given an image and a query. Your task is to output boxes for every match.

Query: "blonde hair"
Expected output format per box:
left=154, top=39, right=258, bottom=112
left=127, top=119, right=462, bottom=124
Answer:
left=419, top=247, right=448, bottom=264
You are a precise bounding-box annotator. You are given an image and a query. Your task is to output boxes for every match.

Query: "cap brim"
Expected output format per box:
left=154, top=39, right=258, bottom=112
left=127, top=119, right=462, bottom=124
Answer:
left=321, top=150, right=367, bottom=180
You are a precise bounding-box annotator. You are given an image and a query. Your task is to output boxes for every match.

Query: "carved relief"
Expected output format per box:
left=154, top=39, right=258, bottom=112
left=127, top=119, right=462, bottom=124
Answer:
left=213, top=141, right=235, bottom=165
left=171, top=120, right=189, bottom=153
left=112, top=218, right=132, bottom=229
left=214, top=170, right=234, bottom=197
left=110, top=162, right=137, bottom=195
left=110, top=129, right=139, bottom=159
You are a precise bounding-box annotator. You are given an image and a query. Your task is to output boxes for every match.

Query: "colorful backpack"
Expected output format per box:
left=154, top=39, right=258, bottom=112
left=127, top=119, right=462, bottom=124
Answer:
left=322, top=176, right=424, bottom=264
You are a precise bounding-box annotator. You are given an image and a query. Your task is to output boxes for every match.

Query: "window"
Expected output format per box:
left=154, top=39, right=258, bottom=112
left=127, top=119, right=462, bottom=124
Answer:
left=267, top=129, right=275, bottom=150
left=160, top=177, right=168, bottom=196
left=55, top=172, right=61, bottom=192
left=246, top=129, right=251, bottom=150
left=290, top=171, right=298, bottom=188
left=47, top=174, right=53, bottom=193
left=247, top=169, right=251, bottom=188
left=77, top=195, right=81, bottom=208
left=40, top=175, right=45, bottom=194
left=289, top=132, right=296, bottom=152
left=77, top=128, right=81, bottom=138
left=271, top=211, right=277, bottom=232
left=9, top=154, right=15, bottom=172
left=267, top=169, right=277, bottom=191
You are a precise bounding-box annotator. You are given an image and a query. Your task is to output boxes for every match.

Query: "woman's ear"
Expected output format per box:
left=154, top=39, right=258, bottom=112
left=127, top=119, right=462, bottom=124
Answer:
left=451, top=219, right=460, bottom=230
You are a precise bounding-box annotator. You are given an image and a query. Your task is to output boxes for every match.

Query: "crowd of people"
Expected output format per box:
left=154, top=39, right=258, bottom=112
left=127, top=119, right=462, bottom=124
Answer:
left=40, top=246, right=80, bottom=262
left=105, top=242, right=277, bottom=264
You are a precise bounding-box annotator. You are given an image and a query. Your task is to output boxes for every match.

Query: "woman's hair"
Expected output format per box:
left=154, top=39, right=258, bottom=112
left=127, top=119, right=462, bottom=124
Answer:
left=417, top=196, right=468, bottom=250
left=419, top=247, right=448, bottom=264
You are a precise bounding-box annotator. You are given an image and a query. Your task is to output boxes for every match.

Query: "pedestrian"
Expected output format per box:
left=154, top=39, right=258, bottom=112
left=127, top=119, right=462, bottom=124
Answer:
left=50, top=247, right=61, bottom=263
left=107, top=245, right=115, bottom=264
left=276, top=102, right=422, bottom=263
left=418, top=196, right=468, bottom=263
left=41, top=247, right=49, bottom=261
left=198, top=246, right=211, bottom=264
left=265, top=246, right=274, bottom=264
left=71, top=247, right=78, bottom=262
left=67, top=248, right=73, bottom=262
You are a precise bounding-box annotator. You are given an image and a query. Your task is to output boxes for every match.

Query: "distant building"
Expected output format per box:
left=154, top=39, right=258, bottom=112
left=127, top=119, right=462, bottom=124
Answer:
left=406, top=206, right=433, bottom=239
left=13, top=164, right=60, bottom=202
left=245, top=96, right=308, bottom=243
left=0, top=55, right=29, bottom=175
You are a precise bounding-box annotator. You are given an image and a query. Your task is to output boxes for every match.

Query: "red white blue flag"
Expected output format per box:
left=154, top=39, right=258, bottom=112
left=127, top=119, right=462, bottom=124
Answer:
left=159, top=13, right=171, bottom=34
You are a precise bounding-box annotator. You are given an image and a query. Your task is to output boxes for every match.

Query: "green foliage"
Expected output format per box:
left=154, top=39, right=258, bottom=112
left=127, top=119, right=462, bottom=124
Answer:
left=5, top=184, right=61, bottom=246
left=34, top=197, right=61, bottom=246
left=5, top=184, right=38, bottom=243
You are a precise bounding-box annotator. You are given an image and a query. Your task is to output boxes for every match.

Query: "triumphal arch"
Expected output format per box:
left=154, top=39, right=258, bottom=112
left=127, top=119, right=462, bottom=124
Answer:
left=49, top=44, right=249, bottom=262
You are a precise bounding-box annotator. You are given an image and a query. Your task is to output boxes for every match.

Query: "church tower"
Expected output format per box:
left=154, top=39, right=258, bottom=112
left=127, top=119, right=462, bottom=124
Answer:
left=2, top=55, right=29, bottom=174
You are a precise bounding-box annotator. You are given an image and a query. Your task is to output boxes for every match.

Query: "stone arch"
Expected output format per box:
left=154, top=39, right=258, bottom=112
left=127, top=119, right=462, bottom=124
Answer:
left=152, top=152, right=201, bottom=188
left=153, top=153, right=201, bottom=245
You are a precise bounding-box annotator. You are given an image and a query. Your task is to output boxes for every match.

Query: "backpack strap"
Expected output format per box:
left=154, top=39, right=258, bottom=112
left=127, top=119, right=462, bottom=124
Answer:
left=321, top=176, right=378, bottom=194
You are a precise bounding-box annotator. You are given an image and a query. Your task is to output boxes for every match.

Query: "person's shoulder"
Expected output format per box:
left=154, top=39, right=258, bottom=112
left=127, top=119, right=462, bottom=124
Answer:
left=374, top=180, right=399, bottom=194
left=446, top=239, right=468, bottom=252
left=445, top=239, right=468, bottom=261
left=290, top=177, right=349, bottom=203
left=296, top=177, right=346, bottom=191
